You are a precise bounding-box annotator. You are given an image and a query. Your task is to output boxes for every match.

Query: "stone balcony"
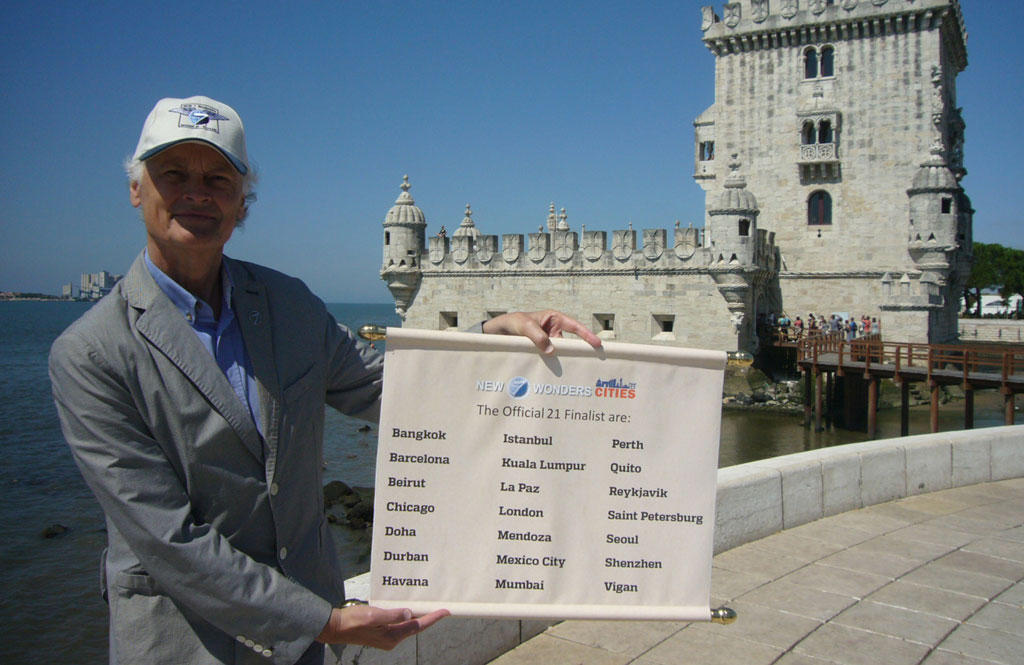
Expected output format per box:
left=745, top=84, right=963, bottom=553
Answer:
left=798, top=142, right=838, bottom=164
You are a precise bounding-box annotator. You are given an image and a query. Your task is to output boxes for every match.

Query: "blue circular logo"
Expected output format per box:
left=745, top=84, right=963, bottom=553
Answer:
left=508, top=377, right=529, bottom=399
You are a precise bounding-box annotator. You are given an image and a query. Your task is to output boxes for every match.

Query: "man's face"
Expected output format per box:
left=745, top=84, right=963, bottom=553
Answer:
left=130, top=142, right=245, bottom=259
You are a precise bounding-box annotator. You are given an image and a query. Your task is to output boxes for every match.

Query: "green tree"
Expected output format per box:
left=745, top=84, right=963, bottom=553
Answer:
left=964, top=243, right=1024, bottom=316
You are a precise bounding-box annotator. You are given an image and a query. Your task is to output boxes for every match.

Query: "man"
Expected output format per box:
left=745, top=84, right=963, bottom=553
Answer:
left=50, top=95, right=601, bottom=664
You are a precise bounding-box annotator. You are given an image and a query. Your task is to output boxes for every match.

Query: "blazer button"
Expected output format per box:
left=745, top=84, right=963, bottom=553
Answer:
left=280, top=547, right=288, bottom=560
left=262, top=648, right=274, bottom=657
left=236, top=635, right=246, bottom=643
left=270, top=483, right=279, bottom=496
left=253, top=643, right=263, bottom=652
left=245, top=639, right=255, bottom=648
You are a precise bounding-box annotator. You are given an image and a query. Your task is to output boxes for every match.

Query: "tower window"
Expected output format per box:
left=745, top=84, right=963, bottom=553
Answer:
left=804, top=48, right=818, bottom=79
left=802, top=121, right=816, bottom=145
left=440, top=312, right=458, bottom=330
left=385, top=232, right=390, bottom=245
left=594, top=313, right=615, bottom=331
left=808, top=191, right=832, bottom=226
left=699, top=141, right=715, bottom=161
left=738, top=219, right=751, bottom=237
left=941, top=197, right=952, bottom=214
left=654, top=314, right=674, bottom=333
left=818, top=120, right=833, bottom=144
left=821, top=46, right=835, bottom=77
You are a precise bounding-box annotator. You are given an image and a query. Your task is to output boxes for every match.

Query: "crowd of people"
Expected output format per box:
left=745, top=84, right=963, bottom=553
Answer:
left=763, top=312, right=881, bottom=342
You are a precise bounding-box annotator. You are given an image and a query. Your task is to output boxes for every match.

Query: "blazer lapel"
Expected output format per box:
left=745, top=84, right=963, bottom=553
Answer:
left=226, top=258, right=282, bottom=475
left=123, top=253, right=266, bottom=464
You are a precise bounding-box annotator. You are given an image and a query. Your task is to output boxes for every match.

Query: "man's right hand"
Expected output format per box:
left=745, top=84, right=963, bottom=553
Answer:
left=316, top=605, right=449, bottom=650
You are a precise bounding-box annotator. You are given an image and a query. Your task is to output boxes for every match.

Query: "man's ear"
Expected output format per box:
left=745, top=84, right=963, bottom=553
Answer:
left=129, top=179, right=142, bottom=208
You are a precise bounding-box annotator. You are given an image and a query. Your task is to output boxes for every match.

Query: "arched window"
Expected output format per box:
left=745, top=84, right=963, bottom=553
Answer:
left=804, top=48, right=818, bottom=79
left=802, top=121, right=816, bottom=145
left=738, top=219, right=751, bottom=237
left=818, top=120, right=833, bottom=144
left=808, top=191, right=832, bottom=226
left=821, top=46, right=835, bottom=77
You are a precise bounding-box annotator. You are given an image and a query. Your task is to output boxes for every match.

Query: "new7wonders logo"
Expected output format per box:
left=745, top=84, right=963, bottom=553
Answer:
left=168, top=103, right=229, bottom=132
left=507, top=377, right=530, bottom=399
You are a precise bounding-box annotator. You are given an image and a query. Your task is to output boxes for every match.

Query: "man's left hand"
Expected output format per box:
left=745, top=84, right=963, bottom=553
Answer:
left=483, top=310, right=602, bottom=355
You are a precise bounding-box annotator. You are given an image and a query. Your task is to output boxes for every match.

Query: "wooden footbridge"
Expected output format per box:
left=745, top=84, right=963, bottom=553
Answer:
left=795, top=333, right=1024, bottom=438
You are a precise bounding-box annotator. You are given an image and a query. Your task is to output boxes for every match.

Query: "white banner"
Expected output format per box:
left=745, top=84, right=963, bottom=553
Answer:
left=369, top=328, right=725, bottom=620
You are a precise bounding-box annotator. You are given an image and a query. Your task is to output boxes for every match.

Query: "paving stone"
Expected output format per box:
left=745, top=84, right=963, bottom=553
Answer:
left=865, top=580, right=987, bottom=621
left=856, top=502, right=934, bottom=527
left=920, top=649, right=995, bottom=665
left=852, top=532, right=957, bottom=563
left=931, top=549, right=1024, bottom=581
left=965, top=600, right=1024, bottom=637
left=895, top=492, right=982, bottom=515
left=544, top=619, right=683, bottom=656
left=900, top=561, right=1015, bottom=599
left=992, top=581, right=1024, bottom=607
left=746, top=531, right=846, bottom=561
left=774, top=653, right=844, bottom=665
left=688, top=599, right=822, bottom=650
left=786, top=520, right=876, bottom=548
left=830, top=599, right=958, bottom=646
left=710, top=566, right=772, bottom=601
left=941, top=513, right=1021, bottom=536
left=1000, top=525, right=1024, bottom=543
left=739, top=579, right=857, bottom=622
left=795, top=623, right=930, bottom=665
left=892, top=522, right=980, bottom=549
left=818, top=547, right=922, bottom=579
left=962, top=536, right=1024, bottom=563
left=485, top=634, right=631, bottom=665
left=713, top=542, right=811, bottom=580
left=938, top=623, right=1024, bottom=665
left=779, top=563, right=890, bottom=598
left=638, top=625, right=783, bottom=665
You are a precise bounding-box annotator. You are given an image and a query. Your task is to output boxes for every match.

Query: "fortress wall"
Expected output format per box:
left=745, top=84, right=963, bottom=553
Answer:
left=403, top=271, right=738, bottom=351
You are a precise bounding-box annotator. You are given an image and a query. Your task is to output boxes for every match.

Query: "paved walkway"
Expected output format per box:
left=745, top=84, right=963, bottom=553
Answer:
left=487, top=478, right=1024, bottom=665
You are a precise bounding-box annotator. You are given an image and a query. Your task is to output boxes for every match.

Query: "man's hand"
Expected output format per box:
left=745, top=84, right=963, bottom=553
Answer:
left=316, top=605, right=449, bottom=650
left=483, top=310, right=603, bottom=355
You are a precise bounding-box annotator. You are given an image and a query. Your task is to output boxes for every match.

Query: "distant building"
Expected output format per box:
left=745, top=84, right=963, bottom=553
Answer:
left=380, top=0, right=971, bottom=350
left=80, top=271, right=122, bottom=300
left=61, top=282, right=74, bottom=299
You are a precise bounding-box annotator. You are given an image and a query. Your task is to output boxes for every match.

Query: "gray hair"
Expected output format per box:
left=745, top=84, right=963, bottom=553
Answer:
left=123, top=155, right=258, bottom=227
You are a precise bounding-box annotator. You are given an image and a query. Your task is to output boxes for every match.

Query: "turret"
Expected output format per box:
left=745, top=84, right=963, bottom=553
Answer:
left=381, top=175, right=426, bottom=319
left=706, top=156, right=759, bottom=265
left=907, top=140, right=961, bottom=279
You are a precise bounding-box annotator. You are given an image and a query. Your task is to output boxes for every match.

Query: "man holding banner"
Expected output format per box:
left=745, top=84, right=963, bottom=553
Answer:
left=49, top=94, right=601, bottom=665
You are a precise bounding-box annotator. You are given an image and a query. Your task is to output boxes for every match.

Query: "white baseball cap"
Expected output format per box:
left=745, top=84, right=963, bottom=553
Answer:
left=133, top=95, right=249, bottom=174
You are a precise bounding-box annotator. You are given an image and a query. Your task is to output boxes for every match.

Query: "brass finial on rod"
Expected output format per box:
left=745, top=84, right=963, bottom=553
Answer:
left=358, top=324, right=388, bottom=341
left=710, top=607, right=737, bottom=624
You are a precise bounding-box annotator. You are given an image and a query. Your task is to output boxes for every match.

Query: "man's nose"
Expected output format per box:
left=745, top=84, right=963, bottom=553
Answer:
left=182, top=176, right=213, bottom=201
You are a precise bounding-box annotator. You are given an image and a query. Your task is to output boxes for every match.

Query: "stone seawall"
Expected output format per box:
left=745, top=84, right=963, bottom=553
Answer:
left=958, top=319, right=1024, bottom=344
left=336, top=425, right=1024, bottom=665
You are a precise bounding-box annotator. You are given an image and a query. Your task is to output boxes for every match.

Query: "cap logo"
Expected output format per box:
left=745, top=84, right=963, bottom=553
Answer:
left=168, top=103, right=229, bottom=133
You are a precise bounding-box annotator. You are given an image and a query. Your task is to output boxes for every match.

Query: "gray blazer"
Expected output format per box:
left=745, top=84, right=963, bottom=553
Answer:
left=50, top=253, right=384, bottom=664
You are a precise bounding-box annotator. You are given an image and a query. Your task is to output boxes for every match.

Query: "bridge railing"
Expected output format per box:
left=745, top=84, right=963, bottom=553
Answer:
left=797, top=337, right=1024, bottom=385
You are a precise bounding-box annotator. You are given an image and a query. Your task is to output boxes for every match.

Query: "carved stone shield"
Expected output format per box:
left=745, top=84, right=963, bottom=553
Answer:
left=701, top=6, right=714, bottom=31
left=528, top=245, right=547, bottom=263
left=674, top=229, right=698, bottom=260
left=841, top=0, right=858, bottom=9
left=429, top=237, right=446, bottom=265
left=871, top=0, right=888, bottom=6
left=582, top=232, right=604, bottom=262
left=751, top=0, right=768, bottom=23
left=781, top=0, right=798, bottom=19
left=642, top=230, right=664, bottom=261
left=528, top=234, right=549, bottom=263
left=477, top=236, right=496, bottom=264
left=723, top=2, right=741, bottom=27
left=612, top=230, right=634, bottom=262
left=554, top=235, right=575, bottom=262
left=809, top=0, right=826, bottom=14
left=502, top=234, right=522, bottom=263
left=451, top=237, right=470, bottom=264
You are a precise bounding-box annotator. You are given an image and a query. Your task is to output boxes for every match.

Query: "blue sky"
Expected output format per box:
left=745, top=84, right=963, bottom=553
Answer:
left=1, top=1, right=1020, bottom=302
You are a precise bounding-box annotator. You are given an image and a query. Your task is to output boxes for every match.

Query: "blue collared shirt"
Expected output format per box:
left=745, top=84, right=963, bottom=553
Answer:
left=145, top=251, right=263, bottom=437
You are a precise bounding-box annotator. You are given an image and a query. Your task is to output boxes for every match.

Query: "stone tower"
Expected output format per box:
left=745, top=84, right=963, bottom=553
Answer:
left=380, top=175, right=426, bottom=319
left=696, top=0, right=971, bottom=342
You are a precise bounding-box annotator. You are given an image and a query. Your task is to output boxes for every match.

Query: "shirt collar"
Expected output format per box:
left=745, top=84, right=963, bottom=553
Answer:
left=144, top=250, right=235, bottom=324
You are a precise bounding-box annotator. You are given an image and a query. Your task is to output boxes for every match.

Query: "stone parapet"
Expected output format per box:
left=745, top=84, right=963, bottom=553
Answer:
left=958, top=319, right=1024, bottom=344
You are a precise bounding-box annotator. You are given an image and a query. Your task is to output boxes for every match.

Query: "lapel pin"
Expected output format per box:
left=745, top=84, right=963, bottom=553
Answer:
left=249, top=310, right=261, bottom=326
